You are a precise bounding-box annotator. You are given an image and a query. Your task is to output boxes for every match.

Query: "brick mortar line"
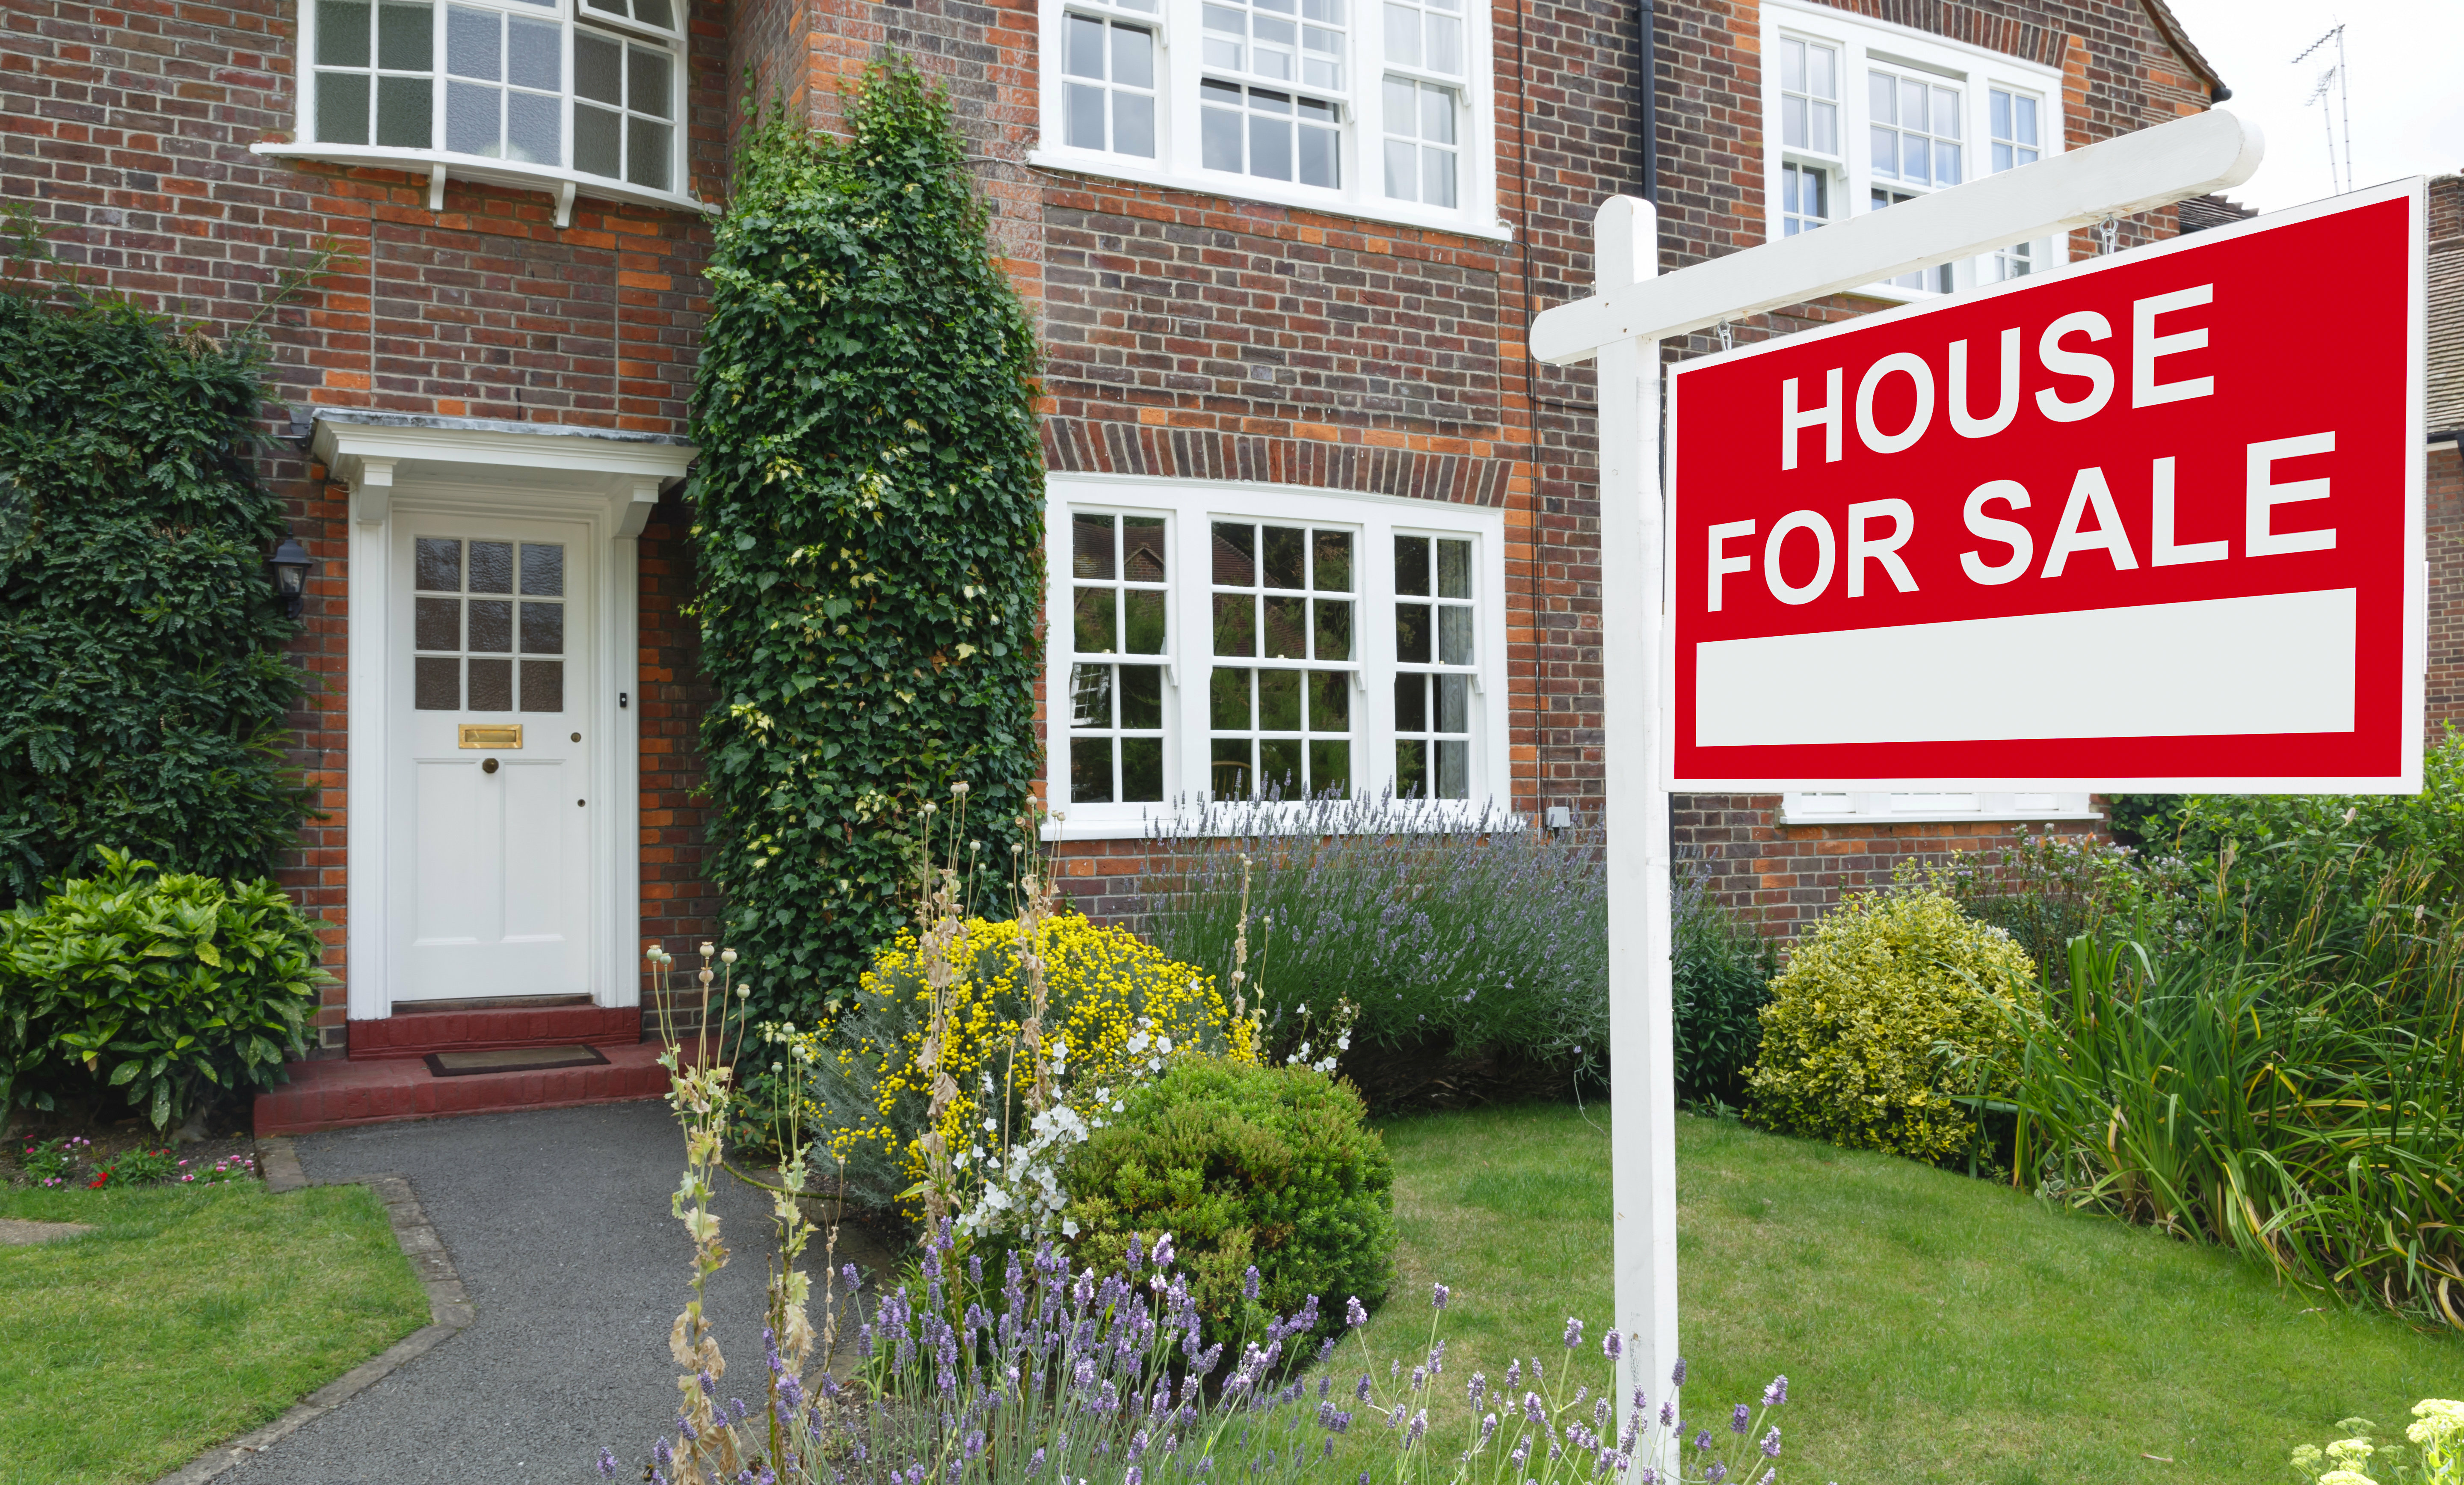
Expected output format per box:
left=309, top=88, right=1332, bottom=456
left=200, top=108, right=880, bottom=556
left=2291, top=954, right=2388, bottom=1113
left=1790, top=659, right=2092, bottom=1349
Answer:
left=149, top=1144, right=475, bottom=1485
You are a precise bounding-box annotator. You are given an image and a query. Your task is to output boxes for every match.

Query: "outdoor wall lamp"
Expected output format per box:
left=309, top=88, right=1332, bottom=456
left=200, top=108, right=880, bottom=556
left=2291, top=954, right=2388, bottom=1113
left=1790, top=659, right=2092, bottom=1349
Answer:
left=270, top=533, right=316, bottom=619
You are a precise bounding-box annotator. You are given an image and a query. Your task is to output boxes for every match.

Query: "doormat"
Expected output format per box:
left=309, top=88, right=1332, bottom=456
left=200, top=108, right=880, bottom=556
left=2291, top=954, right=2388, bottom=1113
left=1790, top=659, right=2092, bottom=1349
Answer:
left=423, top=1044, right=611, bottom=1077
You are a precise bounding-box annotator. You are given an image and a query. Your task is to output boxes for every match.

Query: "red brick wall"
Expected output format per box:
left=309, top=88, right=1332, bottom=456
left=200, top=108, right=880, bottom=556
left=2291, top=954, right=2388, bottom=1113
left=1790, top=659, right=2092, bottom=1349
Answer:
left=2430, top=444, right=2464, bottom=747
left=637, top=498, right=723, bottom=957
left=1676, top=794, right=2109, bottom=935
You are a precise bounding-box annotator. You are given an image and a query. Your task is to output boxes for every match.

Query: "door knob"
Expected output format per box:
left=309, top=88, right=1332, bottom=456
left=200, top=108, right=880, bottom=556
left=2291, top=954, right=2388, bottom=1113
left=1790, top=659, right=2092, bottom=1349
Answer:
left=482, top=757, right=499, bottom=774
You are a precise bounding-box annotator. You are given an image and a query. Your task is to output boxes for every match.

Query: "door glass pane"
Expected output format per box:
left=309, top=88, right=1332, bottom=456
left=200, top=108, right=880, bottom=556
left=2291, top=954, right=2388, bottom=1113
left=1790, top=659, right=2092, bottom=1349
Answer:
left=520, top=543, right=564, bottom=596
left=468, top=657, right=513, bottom=711
left=415, top=596, right=460, bottom=651
left=520, top=601, right=563, bottom=654
left=468, top=541, right=513, bottom=592
left=415, top=656, right=459, bottom=710
left=519, top=659, right=563, bottom=712
left=468, top=599, right=512, bottom=652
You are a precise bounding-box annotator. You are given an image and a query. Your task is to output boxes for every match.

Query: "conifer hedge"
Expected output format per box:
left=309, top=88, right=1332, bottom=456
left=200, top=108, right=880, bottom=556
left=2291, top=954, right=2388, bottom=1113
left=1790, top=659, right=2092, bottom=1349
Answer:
left=0, top=265, right=311, bottom=905
left=691, top=68, right=1045, bottom=1017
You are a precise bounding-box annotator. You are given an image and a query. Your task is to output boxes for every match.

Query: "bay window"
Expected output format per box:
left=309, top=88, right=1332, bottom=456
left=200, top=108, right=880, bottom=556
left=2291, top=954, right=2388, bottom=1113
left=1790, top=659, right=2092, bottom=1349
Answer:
left=1033, top=0, right=1500, bottom=237
left=260, top=0, right=698, bottom=223
left=1761, top=0, right=2061, bottom=299
left=1046, top=476, right=1508, bottom=837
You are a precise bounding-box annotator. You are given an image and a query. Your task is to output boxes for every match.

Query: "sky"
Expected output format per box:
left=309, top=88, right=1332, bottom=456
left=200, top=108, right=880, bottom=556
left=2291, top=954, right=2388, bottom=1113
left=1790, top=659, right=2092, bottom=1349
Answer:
left=2160, top=0, right=2464, bottom=212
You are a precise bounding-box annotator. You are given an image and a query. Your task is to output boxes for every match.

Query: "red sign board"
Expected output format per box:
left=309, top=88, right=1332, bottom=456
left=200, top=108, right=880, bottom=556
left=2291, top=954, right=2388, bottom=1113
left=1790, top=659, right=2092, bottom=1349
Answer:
left=1666, top=181, right=2427, bottom=792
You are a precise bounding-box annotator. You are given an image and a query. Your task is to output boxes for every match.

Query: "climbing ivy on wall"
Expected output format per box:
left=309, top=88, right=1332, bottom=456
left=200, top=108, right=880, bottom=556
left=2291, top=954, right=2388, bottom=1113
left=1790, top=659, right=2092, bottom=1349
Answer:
left=0, top=234, right=313, bottom=906
left=690, top=66, right=1045, bottom=1017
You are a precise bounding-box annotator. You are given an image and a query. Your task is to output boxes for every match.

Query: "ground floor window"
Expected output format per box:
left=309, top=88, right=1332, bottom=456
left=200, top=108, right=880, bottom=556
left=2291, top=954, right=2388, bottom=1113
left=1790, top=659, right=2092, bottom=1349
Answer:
left=1046, top=475, right=1507, bottom=836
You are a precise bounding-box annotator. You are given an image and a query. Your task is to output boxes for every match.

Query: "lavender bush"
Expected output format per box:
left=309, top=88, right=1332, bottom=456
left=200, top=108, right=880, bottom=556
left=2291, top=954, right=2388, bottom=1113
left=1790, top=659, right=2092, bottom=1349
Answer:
left=1135, top=794, right=1609, bottom=1085
left=617, top=1214, right=1810, bottom=1485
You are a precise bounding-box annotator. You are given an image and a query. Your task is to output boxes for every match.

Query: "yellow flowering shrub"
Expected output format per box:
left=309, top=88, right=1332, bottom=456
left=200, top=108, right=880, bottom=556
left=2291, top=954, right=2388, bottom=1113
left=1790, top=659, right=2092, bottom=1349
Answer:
left=1744, top=889, right=2038, bottom=1164
left=792, top=913, right=1254, bottom=1229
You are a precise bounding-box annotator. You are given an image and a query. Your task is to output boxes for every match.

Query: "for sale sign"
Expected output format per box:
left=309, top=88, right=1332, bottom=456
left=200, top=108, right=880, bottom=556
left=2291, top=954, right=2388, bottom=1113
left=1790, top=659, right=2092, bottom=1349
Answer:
left=1666, top=180, right=2427, bottom=791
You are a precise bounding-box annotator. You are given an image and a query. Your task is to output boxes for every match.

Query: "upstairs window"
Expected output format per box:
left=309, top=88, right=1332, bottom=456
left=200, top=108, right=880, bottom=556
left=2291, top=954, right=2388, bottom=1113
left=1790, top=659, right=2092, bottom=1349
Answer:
left=1988, top=86, right=2044, bottom=281
left=1760, top=3, right=2061, bottom=299
left=1034, top=0, right=1497, bottom=236
left=283, top=0, right=692, bottom=215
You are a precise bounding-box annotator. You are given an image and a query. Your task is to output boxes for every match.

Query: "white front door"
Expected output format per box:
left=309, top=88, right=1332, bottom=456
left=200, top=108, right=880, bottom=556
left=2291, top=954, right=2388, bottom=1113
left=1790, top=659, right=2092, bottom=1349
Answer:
left=387, top=516, right=595, bottom=1002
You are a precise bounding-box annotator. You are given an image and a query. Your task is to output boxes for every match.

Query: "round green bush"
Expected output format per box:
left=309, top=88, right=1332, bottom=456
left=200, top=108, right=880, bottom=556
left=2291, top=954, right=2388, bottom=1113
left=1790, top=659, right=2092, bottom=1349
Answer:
left=1061, top=1057, right=1395, bottom=1338
left=0, top=848, right=326, bottom=1128
left=1744, top=889, right=2037, bottom=1164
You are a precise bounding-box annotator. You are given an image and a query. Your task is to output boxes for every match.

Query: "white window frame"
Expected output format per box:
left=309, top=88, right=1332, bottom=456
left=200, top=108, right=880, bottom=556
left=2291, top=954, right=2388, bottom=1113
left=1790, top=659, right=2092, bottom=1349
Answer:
left=1780, top=792, right=2100, bottom=826
left=1028, top=0, right=1507, bottom=240
left=1043, top=473, right=1510, bottom=840
left=1759, top=0, right=2064, bottom=303
left=254, top=0, right=708, bottom=226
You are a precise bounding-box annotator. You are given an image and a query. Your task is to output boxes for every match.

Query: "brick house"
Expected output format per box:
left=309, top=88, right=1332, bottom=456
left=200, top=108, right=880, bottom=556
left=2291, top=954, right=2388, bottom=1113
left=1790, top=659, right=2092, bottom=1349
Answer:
left=2, top=0, right=2270, bottom=1114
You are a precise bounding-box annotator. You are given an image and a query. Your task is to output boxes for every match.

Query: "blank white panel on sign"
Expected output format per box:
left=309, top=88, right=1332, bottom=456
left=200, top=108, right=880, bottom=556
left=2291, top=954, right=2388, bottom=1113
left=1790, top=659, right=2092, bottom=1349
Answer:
left=1695, top=588, right=2356, bottom=747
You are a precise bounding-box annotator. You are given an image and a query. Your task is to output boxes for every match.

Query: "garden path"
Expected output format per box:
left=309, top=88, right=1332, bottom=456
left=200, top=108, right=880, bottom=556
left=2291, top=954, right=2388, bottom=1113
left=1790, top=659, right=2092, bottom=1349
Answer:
left=224, top=1102, right=878, bottom=1485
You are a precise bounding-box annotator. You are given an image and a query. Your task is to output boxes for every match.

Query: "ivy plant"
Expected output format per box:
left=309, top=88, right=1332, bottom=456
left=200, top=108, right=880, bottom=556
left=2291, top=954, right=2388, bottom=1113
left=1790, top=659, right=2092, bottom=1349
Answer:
left=690, top=66, right=1045, bottom=1018
left=0, top=226, right=313, bottom=904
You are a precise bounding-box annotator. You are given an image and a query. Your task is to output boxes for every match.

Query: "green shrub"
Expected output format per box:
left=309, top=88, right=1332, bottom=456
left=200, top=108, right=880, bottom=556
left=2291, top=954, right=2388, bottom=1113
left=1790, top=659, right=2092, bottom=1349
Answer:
left=0, top=848, right=326, bottom=1128
left=1060, top=1056, right=1395, bottom=1339
left=0, top=234, right=313, bottom=906
left=690, top=66, right=1044, bottom=1020
left=1670, top=865, right=1775, bottom=1107
left=1745, top=889, right=2037, bottom=1164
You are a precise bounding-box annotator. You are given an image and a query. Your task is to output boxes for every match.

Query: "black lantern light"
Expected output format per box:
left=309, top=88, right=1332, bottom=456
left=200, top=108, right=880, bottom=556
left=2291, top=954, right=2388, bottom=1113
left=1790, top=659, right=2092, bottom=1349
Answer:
left=270, top=533, right=317, bottom=619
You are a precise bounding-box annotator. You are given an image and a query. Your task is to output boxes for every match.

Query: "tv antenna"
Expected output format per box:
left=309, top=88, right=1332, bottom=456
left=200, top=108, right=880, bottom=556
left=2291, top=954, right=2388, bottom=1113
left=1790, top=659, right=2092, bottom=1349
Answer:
left=2292, top=23, right=2353, bottom=195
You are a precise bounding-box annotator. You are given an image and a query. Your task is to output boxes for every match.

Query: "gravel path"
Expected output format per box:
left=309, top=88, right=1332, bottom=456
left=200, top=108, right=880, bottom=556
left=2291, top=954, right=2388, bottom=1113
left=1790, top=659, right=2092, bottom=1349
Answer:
left=227, top=1102, right=859, bottom=1485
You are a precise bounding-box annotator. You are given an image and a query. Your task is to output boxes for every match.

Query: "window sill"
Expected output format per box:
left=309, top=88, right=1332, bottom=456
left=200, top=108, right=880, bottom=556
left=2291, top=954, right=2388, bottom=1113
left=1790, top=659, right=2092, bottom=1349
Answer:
left=251, top=143, right=714, bottom=226
left=1043, top=798, right=1529, bottom=842
left=1025, top=147, right=1513, bottom=242
left=1777, top=808, right=2106, bottom=827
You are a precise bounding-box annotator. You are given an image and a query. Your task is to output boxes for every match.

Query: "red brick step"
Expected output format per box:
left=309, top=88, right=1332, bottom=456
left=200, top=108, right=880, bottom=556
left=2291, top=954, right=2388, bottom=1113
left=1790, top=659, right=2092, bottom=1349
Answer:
left=346, top=1003, right=642, bottom=1061
left=253, top=1040, right=684, bottom=1135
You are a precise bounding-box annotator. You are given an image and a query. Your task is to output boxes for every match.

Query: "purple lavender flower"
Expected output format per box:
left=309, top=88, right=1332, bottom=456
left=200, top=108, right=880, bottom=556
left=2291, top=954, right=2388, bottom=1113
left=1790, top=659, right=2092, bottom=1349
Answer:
left=1127, top=1233, right=1145, bottom=1270
left=1732, top=1404, right=1750, bottom=1434
left=1762, top=1376, right=1788, bottom=1407
left=1522, top=1392, right=1545, bottom=1426
left=1481, top=1413, right=1499, bottom=1445
left=1659, top=1401, right=1676, bottom=1427
left=699, top=1371, right=719, bottom=1399
left=1406, top=1410, right=1427, bottom=1444
left=1671, top=1358, right=1688, bottom=1388
left=1562, top=1316, right=1583, bottom=1349
left=1603, top=1330, right=1623, bottom=1361
left=1154, top=1233, right=1176, bottom=1269
left=598, top=1447, right=619, bottom=1478
left=1356, top=1373, right=1373, bottom=1402
left=1693, top=1430, right=1713, bottom=1452
left=1432, top=1282, right=1450, bottom=1311
left=1760, top=1427, right=1781, bottom=1459
left=1705, top=1465, right=1727, bottom=1485
left=1411, top=1366, right=1427, bottom=1392
left=1468, top=1373, right=1487, bottom=1407
left=1506, top=1360, right=1522, bottom=1388
left=1347, top=1295, right=1369, bottom=1328
left=1243, top=1267, right=1261, bottom=1302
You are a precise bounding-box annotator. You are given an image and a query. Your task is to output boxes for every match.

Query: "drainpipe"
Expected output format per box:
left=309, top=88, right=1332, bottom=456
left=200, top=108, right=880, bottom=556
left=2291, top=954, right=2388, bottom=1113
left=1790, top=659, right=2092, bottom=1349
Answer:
left=1638, top=0, right=1658, bottom=207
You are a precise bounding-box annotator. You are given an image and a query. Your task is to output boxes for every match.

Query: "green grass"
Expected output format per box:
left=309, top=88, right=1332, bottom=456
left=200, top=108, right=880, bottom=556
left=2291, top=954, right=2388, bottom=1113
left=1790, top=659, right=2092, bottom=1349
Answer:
left=1348, top=1103, right=2460, bottom=1485
left=0, top=1181, right=431, bottom=1485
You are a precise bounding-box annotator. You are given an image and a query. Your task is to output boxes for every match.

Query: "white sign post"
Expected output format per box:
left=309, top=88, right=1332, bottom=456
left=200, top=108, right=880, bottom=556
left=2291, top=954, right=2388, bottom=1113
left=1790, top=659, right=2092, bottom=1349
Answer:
left=1543, top=109, right=2265, bottom=1457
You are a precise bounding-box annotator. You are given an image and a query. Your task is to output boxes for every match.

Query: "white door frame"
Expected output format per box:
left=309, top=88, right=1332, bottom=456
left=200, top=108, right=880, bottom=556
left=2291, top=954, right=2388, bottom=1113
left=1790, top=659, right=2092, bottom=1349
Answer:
left=314, top=413, right=697, bottom=1020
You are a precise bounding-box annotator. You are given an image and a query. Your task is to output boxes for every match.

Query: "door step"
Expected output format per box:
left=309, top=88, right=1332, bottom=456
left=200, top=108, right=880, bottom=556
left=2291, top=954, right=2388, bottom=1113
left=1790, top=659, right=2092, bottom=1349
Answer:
left=346, top=1004, right=641, bottom=1061
left=252, top=1040, right=686, bottom=1135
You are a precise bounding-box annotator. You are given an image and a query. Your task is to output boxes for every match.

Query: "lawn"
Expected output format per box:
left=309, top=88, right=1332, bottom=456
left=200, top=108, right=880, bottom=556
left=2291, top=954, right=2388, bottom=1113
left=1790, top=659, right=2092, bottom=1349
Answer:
left=0, top=1180, right=431, bottom=1485
left=1346, top=1103, right=2460, bottom=1485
